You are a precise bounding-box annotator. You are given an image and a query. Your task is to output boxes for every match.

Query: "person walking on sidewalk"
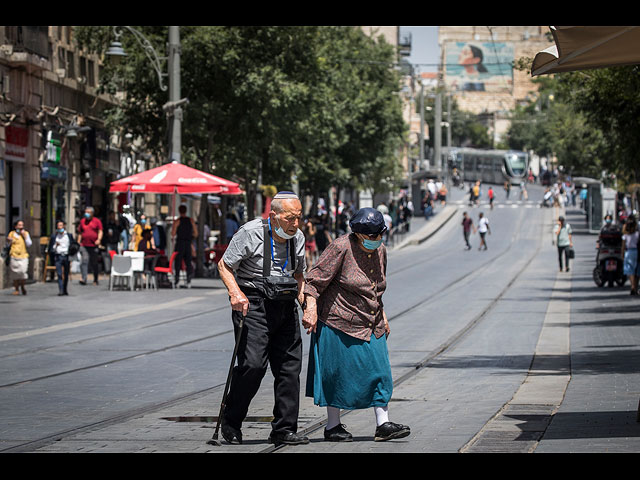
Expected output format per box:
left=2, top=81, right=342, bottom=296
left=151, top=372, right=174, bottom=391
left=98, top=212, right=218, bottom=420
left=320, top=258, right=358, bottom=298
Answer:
left=555, top=216, right=573, bottom=272
left=6, top=220, right=32, bottom=295
left=488, top=186, right=495, bottom=210
left=217, top=191, right=308, bottom=447
left=171, top=205, right=197, bottom=288
left=48, top=220, right=75, bottom=296
left=77, top=207, right=103, bottom=286
left=462, top=212, right=476, bottom=250
left=302, top=207, right=410, bottom=443
left=477, top=212, right=491, bottom=250
left=621, top=215, right=639, bottom=295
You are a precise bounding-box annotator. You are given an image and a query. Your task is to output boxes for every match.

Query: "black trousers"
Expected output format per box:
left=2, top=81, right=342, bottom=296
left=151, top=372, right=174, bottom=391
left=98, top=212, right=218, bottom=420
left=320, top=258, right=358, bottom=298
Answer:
left=173, top=240, right=193, bottom=283
left=558, top=246, right=570, bottom=270
left=224, top=288, right=302, bottom=435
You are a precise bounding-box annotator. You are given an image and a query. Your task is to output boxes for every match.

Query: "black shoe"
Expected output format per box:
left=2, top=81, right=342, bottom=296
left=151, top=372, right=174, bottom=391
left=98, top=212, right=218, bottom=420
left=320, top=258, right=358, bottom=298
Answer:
left=58, top=292, right=64, bottom=296
left=220, top=420, right=242, bottom=445
left=374, top=422, right=410, bottom=442
left=79, top=280, right=87, bottom=285
left=324, top=424, right=353, bottom=442
left=268, top=431, right=309, bottom=446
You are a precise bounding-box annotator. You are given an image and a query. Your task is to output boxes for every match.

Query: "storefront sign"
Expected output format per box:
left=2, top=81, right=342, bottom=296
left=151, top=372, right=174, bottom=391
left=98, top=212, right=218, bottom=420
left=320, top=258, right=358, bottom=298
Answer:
left=41, top=161, right=67, bottom=181
left=5, top=125, right=28, bottom=163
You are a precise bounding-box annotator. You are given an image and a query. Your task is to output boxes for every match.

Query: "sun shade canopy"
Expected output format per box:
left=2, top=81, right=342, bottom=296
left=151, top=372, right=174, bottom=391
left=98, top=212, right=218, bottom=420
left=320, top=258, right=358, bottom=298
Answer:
left=109, top=161, right=243, bottom=195
left=532, top=26, right=640, bottom=76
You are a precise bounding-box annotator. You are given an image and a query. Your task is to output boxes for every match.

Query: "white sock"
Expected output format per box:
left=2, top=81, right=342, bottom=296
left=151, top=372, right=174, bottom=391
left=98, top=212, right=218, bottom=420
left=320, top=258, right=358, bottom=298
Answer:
left=326, top=406, right=341, bottom=430
left=374, top=405, right=389, bottom=426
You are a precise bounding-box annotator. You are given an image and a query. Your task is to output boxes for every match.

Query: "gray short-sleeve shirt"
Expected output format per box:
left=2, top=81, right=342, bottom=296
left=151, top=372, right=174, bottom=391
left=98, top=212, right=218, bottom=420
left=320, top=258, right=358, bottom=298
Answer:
left=221, top=218, right=306, bottom=290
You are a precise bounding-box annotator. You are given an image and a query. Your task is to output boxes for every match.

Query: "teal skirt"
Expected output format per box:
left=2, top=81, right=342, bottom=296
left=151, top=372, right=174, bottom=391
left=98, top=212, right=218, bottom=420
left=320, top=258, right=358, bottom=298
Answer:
left=305, top=321, right=393, bottom=410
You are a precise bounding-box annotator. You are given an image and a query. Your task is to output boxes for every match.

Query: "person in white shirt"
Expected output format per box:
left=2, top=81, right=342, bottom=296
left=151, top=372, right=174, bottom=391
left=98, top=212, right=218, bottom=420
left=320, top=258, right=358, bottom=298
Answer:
left=48, top=220, right=75, bottom=296
left=477, top=212, right=491, bottom=250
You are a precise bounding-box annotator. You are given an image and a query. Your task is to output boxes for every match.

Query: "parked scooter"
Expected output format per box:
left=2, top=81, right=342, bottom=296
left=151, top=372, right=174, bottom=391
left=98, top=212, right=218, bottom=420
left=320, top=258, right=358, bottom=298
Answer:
left=593, top=222, right=626, bottom=287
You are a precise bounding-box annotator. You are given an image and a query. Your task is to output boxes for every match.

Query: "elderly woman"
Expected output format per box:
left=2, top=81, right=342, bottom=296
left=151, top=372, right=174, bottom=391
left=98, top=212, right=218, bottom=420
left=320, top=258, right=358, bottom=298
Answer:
left=6, top=220, right=32, bottom=295
left=302, top=207, right=410, bottom=443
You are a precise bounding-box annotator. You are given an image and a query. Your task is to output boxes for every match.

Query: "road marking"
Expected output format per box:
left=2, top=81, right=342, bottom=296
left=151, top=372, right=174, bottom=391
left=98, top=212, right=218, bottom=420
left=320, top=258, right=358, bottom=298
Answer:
left=0, top=295, right=212, bottom=343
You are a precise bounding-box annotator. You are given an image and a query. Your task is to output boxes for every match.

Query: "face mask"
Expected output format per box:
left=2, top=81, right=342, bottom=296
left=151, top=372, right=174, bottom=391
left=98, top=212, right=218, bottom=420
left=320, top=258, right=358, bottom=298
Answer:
left=274, top=216, right=295, bottom=240
left=84, top=213, right=91, bottom=219
left=58, top=228, right=65, bottom=233
left=362, top=238, right=383, bottom=250
left=141, top=219, right=146, bottom=225
left=606, top=219, right=612, bottom=224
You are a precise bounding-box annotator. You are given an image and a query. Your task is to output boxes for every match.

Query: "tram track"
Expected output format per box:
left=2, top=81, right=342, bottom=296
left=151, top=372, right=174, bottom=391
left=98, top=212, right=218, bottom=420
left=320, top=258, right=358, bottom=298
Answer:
left=1, top=203, right=546, bottom=453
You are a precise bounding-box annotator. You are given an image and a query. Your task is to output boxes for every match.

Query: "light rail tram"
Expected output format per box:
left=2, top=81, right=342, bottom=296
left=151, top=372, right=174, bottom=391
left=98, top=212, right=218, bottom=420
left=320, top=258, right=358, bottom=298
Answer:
left=444, top=147, right=529, bottom=185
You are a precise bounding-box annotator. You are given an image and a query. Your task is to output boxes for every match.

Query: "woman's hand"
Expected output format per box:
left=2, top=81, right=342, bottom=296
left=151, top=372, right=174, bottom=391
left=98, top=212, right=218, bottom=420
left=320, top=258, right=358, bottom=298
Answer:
left=383, top=310, right=390, bottom=336
left=301, top=296, right=318, bottom=335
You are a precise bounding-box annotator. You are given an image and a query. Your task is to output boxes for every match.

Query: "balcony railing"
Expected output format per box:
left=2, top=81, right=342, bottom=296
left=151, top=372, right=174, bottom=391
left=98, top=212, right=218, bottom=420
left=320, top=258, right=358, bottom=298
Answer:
left=3, top=26, right=50, bottom=59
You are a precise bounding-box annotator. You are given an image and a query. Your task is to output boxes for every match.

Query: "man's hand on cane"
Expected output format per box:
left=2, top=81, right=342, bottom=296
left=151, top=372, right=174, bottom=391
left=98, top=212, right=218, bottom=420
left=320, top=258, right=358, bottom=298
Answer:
left=230, top=290, right=249, bottom=317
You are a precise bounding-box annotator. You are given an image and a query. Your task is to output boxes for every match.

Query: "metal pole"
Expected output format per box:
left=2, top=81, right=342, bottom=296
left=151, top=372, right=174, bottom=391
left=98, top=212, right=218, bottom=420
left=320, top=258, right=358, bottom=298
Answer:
left=434, top=92, right=442, bottom=173
left=419, top=81, right=425, bottom=169
left=168, top=26, right=181, bottom=163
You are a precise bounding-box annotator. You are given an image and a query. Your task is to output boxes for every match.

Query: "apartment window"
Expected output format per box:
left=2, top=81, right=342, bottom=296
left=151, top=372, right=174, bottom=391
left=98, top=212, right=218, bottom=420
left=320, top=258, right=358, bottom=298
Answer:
left=66, top=50, right=75, bottom=78
left=88, top=60, right=95, bottom=86
left=80, top=56, right=87, bottom=82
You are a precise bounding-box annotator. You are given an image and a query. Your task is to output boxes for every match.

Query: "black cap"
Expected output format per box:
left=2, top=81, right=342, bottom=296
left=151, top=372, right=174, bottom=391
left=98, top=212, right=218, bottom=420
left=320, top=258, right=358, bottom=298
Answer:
left=349, top=207, right=387, bottom=236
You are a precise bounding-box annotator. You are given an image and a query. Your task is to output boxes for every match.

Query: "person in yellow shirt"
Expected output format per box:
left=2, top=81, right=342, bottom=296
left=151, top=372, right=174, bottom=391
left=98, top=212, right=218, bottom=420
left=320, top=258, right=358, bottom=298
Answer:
left=6, top=220, right=32, bottom=295
left=132, top=214, right=152, bottom=251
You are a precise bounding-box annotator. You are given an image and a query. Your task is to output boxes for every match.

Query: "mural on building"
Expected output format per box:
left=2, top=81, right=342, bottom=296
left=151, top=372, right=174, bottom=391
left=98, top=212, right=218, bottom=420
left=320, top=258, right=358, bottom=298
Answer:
left=445, top=42, right=514, bottom=93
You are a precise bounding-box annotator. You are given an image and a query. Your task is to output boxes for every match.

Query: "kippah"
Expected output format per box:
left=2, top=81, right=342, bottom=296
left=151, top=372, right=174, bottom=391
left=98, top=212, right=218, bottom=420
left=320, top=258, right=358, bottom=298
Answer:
left=273, top=191, right=299, bottom=200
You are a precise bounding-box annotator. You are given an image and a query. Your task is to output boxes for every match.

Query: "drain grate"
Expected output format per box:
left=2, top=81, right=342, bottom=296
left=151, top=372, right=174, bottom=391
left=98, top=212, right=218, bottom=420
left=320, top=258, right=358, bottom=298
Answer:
left=162, top=416, right=274, bottom=423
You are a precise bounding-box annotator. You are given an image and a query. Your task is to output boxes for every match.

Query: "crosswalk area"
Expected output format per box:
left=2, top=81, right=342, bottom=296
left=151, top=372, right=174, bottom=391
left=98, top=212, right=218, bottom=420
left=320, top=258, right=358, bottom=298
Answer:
left=451, top=199, right=542, bottom=209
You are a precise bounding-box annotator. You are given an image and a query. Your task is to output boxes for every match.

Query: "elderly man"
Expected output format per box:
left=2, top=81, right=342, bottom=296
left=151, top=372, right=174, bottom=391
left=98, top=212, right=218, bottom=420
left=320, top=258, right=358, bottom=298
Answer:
left=217, top=191, right=308, bottom=446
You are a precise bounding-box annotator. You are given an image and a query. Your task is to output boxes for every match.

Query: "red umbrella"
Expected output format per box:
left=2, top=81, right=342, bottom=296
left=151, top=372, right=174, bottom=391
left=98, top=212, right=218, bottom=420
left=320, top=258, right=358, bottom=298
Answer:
left=109, top=161, right=242, bottom=195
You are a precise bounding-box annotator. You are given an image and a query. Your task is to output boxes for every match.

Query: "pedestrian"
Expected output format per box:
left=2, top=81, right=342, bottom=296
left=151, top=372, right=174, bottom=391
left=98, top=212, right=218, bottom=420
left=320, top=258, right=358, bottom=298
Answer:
left=488, top=186, right=495, bottom=210
left=217, top=191, right=308, bottom=446
left=225, top=213, right=240, bottom=244
left=48, top=220, right=75, bottom=296
left=423, top=191, right=434, bottom=219
left=303, top=217, right=317, bottom=271
left=504, top=181, right=511, bottom=200
left=438, top=182, right=448, bottom=206
left=132, top=214, right=151, bottom=251
left=554, top=216, right=573, bottom=272
left=77, top=206, right=103, bottom=286
left=313, top=214, right=333, bottom=257
left=6, top=220, right=32, bottom=295
left=472, top=181, right=481, bottom=206
left=621, top=215, right=639, bottom=295
left=103, top=211, right=121, bottom=273
left=302, top=207, right=410, bottom=443
left=477, top=212, right=491, bottom=250
left=171, top=205, right=197, bottom=288
left=462, top=212, right=475, bottom=250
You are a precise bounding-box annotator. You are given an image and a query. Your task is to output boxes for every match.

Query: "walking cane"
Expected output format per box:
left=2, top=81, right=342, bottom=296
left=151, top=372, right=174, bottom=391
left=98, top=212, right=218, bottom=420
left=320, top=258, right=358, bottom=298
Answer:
left=207, top=316, right=244, bottom=446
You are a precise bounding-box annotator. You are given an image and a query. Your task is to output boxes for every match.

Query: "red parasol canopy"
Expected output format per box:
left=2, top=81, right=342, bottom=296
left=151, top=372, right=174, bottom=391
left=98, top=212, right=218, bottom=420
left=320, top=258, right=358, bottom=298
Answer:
left=109, top=161, right=243, bottom=195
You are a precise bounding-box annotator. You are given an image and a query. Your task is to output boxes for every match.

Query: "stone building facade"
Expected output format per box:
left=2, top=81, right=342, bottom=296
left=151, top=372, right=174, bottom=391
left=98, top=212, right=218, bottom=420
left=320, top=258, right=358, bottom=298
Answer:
left=0, top=26, right=124, bottom=288
left=438, top=26, right=553, bottom=144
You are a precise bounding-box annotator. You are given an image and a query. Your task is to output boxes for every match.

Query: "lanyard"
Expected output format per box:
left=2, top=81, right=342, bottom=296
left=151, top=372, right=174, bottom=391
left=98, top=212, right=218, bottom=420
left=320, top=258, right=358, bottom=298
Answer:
left=267, top=217, right=288, bottom=274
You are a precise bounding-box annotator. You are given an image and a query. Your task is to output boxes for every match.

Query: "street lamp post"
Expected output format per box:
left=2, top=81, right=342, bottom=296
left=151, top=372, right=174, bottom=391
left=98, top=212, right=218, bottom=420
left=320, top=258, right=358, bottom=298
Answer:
left=106, top=26, right=186, bottom=164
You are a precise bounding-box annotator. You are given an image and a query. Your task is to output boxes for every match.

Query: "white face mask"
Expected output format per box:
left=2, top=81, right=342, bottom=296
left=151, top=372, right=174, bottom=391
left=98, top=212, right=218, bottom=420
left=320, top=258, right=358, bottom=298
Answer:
left=274, top=215, right=295, bottom=240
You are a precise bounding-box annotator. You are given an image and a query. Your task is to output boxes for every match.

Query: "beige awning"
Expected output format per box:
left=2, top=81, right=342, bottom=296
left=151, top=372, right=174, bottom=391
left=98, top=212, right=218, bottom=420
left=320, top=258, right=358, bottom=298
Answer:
left=531, top=26, right=640, bottom=76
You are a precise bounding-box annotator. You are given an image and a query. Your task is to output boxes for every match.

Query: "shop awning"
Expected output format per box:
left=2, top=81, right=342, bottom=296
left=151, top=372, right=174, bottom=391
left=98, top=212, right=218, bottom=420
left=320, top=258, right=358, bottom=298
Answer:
left=532, top=26, right=640, bottom=76
left=109, top=161, right=243, bottom=195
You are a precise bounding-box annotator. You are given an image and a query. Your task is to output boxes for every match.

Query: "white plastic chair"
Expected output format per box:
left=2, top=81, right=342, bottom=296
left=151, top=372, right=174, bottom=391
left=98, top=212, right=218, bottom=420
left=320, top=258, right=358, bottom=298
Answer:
left=124, top=251, right=145, bottom=289
left=109, top=255, right=134, bottom=291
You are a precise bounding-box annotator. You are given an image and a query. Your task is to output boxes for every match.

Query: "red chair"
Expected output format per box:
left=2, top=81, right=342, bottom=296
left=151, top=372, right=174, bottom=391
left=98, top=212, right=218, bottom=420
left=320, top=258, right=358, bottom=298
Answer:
left=153, top=251, right=187, bottom=288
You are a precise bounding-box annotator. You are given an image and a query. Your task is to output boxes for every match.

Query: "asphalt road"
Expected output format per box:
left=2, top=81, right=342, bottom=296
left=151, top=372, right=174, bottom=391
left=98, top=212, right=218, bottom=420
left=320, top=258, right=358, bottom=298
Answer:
left=2, top=183, right=639, bottom=453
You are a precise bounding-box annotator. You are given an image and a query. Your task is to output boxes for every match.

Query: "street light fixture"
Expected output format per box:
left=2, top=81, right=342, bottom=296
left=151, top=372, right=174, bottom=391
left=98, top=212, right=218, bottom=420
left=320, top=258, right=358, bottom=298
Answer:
left=105, top=26, right=185, bottom=163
